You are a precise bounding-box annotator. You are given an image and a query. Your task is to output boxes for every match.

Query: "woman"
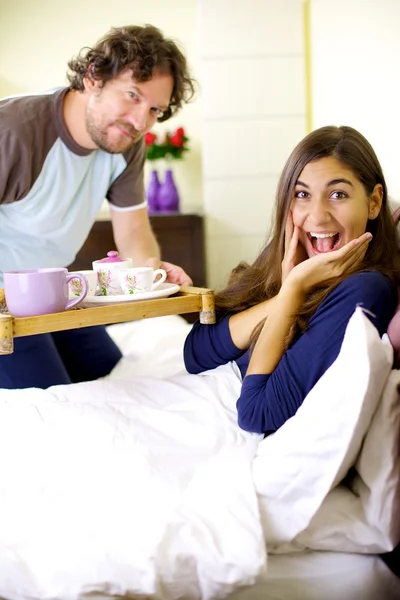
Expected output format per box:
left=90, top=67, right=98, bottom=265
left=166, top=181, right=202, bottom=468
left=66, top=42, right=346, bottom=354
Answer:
left=1, top=126, right=399, bottom=593
left=184, top=125, right=400, bottom=435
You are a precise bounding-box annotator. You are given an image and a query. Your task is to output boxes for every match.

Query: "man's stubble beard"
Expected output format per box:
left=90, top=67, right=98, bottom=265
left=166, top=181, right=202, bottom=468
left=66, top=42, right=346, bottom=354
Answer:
left=85, top=109, right=142, bottom=154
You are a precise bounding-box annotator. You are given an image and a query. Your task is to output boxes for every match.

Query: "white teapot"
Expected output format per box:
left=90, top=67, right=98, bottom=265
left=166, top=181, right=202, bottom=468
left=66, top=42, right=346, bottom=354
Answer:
left=92, top=251, right=133, bottom=296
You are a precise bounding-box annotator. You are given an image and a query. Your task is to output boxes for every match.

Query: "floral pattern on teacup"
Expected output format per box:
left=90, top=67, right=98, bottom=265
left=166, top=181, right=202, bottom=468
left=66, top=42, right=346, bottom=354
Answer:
left=124, top=273, right=138, bottom=294
left=69, top=278, right=84, bottom=297
left=98, top=269, right=113, bottom=296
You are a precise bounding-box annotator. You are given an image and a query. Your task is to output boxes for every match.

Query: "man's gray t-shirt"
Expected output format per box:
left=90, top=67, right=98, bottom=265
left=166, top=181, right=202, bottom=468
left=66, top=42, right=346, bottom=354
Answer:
left=0, top=87, right=146, bottom=283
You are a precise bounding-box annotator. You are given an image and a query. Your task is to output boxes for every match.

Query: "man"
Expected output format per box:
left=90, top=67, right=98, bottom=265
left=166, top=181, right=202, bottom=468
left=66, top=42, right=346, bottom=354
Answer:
left=0, top=25, right=195, bottom=389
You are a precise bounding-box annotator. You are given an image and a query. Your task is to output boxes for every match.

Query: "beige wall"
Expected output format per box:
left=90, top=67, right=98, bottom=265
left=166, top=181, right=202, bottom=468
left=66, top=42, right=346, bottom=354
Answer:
left=0, top=0, right=203, bottom=212
left=6, top=2, right=400, bottom=290
left=310, top=0, right=400, bottom=204
left=0, top=0, right=308, bottom=289
left=197, top=0, right=306, bottom=288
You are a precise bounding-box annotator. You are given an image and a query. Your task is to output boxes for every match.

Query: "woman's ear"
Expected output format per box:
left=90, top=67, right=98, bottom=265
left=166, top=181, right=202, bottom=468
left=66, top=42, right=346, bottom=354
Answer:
left=368, top=184, right=383, bottom=220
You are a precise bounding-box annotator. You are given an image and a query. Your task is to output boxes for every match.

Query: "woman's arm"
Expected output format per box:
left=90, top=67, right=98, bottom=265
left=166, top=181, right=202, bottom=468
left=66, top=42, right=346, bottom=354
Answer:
left=184, top=294, right=280, bottom=374
left=183, top=297, right=276, bottom=374
left=183, top=313, right=243, bottom=374
left=248, top=228, right=372, bottom=375
left=228, top=297, right=277, bottom=350
left=237, top=271, right=396, bottom=434
left=184, top=230, right=371, bottom=376
left=245, top=285, right=303, bottom=375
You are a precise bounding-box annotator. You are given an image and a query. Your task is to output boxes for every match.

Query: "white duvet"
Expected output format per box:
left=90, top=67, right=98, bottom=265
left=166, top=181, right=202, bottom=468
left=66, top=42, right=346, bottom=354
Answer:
left=0, top=361, right=265, bottom=599
left=0, top=312, right=398, bottom=600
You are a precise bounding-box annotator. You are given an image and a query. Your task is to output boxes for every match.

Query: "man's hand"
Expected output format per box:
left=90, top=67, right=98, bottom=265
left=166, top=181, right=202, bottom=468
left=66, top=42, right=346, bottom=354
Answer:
left=144, top=257, right=193, bottom=286
left=162, top=261, right=193, bottom=286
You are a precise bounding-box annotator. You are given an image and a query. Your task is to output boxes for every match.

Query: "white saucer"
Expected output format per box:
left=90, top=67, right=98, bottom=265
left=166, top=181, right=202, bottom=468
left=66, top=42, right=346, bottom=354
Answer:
left=80, top=283, right=180, bottom=307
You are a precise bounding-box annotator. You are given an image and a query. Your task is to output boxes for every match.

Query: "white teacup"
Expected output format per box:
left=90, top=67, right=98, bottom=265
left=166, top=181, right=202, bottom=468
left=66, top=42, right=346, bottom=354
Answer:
left=118, top=267, right=167, bottom=295
left=68, top=270, right=98, bottom=298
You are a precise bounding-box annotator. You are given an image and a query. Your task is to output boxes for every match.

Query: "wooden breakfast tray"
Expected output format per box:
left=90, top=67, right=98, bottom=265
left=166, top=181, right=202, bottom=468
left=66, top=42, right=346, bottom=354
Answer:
left=0, top=286, right=216, bottom=355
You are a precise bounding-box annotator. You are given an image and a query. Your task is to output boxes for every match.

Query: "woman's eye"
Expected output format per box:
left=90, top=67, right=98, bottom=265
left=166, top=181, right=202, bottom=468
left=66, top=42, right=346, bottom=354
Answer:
left=128, top=91, right=138, bottom=99
left=331, top=191, right=347, bottom=200
left=294, top=190, right=309, bottom=199
left=151, top=107, right=163, bottom=116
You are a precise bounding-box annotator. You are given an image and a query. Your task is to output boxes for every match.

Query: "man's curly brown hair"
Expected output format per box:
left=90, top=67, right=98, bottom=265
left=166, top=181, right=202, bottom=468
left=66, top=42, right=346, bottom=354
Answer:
left=66, top=25, right=195, bottom=122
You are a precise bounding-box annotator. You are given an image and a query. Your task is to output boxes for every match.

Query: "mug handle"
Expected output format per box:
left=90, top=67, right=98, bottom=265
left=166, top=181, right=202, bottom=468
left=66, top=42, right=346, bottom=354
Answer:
left=65, top=273, right=88, bottom=309
left=151, top=268, right=167, bottom=291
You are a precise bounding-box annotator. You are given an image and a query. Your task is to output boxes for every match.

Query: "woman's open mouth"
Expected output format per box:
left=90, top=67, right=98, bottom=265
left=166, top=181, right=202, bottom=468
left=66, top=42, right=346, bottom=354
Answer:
left=307, top=232, right=340, bottom=253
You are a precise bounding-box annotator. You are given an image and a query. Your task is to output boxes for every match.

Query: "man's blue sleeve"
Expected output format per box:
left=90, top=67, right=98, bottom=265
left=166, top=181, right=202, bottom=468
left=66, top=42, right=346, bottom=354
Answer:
left=237, top=271, right=397, bottom=434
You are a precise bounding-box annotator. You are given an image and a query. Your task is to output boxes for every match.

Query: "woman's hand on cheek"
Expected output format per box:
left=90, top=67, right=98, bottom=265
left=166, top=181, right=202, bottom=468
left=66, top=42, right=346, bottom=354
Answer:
left=282, top=231, right=373, bottom=296
left=281, top=211, right=308, bottom=283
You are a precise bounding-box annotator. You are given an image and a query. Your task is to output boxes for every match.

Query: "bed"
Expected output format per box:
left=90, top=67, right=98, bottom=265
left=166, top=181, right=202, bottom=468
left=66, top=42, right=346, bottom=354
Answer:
left=0, top=310, right=399, bottom=600
left=87, top=553, right=400, bottom=600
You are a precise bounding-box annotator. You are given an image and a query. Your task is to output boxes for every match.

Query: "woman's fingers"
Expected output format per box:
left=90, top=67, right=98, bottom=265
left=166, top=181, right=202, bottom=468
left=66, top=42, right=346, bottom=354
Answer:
left=328, top=232, right=372, bottom=269
left=282, top=215, right=309, bottom=282
left=287, top=224, right=299, bottom=260
left=284, top=231, right=373, bottom=294
left=282, top=224, right=300, bottom=281
left=333, top=232, right=372, bottom=258
left=282, top=212, right=297, bottom=282
left=338, top=234, right=372, bottom=271
left=284, top=210, right=294, bottom=255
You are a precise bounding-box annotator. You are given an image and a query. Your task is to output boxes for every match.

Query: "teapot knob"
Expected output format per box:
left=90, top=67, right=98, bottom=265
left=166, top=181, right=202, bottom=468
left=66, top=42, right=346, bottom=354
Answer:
left=107, top=251, right=119, bottom=258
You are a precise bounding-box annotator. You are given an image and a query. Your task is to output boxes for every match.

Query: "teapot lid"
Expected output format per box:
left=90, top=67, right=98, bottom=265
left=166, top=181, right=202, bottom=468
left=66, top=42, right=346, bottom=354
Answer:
left=98, top=250, right=126, bottom=263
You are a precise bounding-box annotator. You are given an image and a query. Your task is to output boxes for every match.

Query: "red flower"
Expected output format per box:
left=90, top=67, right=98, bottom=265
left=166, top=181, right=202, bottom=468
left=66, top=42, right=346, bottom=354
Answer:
left=144, top=132, right=157, bottom=146
left=170, top=133, right=184, bottom=147
left=176, top=127, right=185, bottom=137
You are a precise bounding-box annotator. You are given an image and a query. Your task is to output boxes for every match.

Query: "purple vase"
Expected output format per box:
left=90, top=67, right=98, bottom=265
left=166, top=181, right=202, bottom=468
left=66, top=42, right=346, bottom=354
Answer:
left=146, top=169, right=160, bottom=213
left=158, top=169, right=180, bottom=212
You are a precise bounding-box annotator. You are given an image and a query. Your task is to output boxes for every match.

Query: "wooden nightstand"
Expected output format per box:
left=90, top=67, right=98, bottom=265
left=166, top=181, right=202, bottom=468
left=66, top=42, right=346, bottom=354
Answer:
left=68, top=212, right=207, bottom=288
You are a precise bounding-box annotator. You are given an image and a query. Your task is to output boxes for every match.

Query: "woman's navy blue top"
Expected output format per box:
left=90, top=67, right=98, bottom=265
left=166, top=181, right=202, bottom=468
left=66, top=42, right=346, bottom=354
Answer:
left=184, top=271, right=397, bottom=435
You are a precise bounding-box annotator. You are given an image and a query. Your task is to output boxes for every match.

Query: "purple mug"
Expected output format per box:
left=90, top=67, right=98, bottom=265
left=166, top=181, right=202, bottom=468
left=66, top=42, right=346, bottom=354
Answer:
left=3, top=268, right=88, bottom=317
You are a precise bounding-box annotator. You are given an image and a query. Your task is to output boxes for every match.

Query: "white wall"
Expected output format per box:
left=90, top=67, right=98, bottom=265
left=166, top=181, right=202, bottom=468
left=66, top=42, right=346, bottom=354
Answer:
left=310, top=0, right=400, bottom=203
left=0, top=0, right=308, bottom=289
left=6, top=1, right=400, bottom=289
left=196, top=0, right=307, bottom=288
left=0, top=0, right=203, bottom=212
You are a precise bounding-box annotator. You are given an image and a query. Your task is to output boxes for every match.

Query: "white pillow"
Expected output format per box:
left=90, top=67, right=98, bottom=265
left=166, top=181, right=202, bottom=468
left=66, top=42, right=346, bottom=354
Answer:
left=351, top=369, right=400, bottom=545
left=294, top=368, right=400, bottom=554
left=253, top=307, right=393, bottom=549
left=106, top=315, right=192, bottom=379
left=294, top=485, right=393, bottom=554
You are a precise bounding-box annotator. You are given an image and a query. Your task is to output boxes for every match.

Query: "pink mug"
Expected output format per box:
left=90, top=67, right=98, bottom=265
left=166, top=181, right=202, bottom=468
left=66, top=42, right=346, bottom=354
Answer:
left=3, top=268, right=88, bottom=317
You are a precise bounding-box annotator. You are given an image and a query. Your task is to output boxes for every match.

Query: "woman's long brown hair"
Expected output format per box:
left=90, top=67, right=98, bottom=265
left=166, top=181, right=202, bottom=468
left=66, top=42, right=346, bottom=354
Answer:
left=215, top=125, right=400, bottom=347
